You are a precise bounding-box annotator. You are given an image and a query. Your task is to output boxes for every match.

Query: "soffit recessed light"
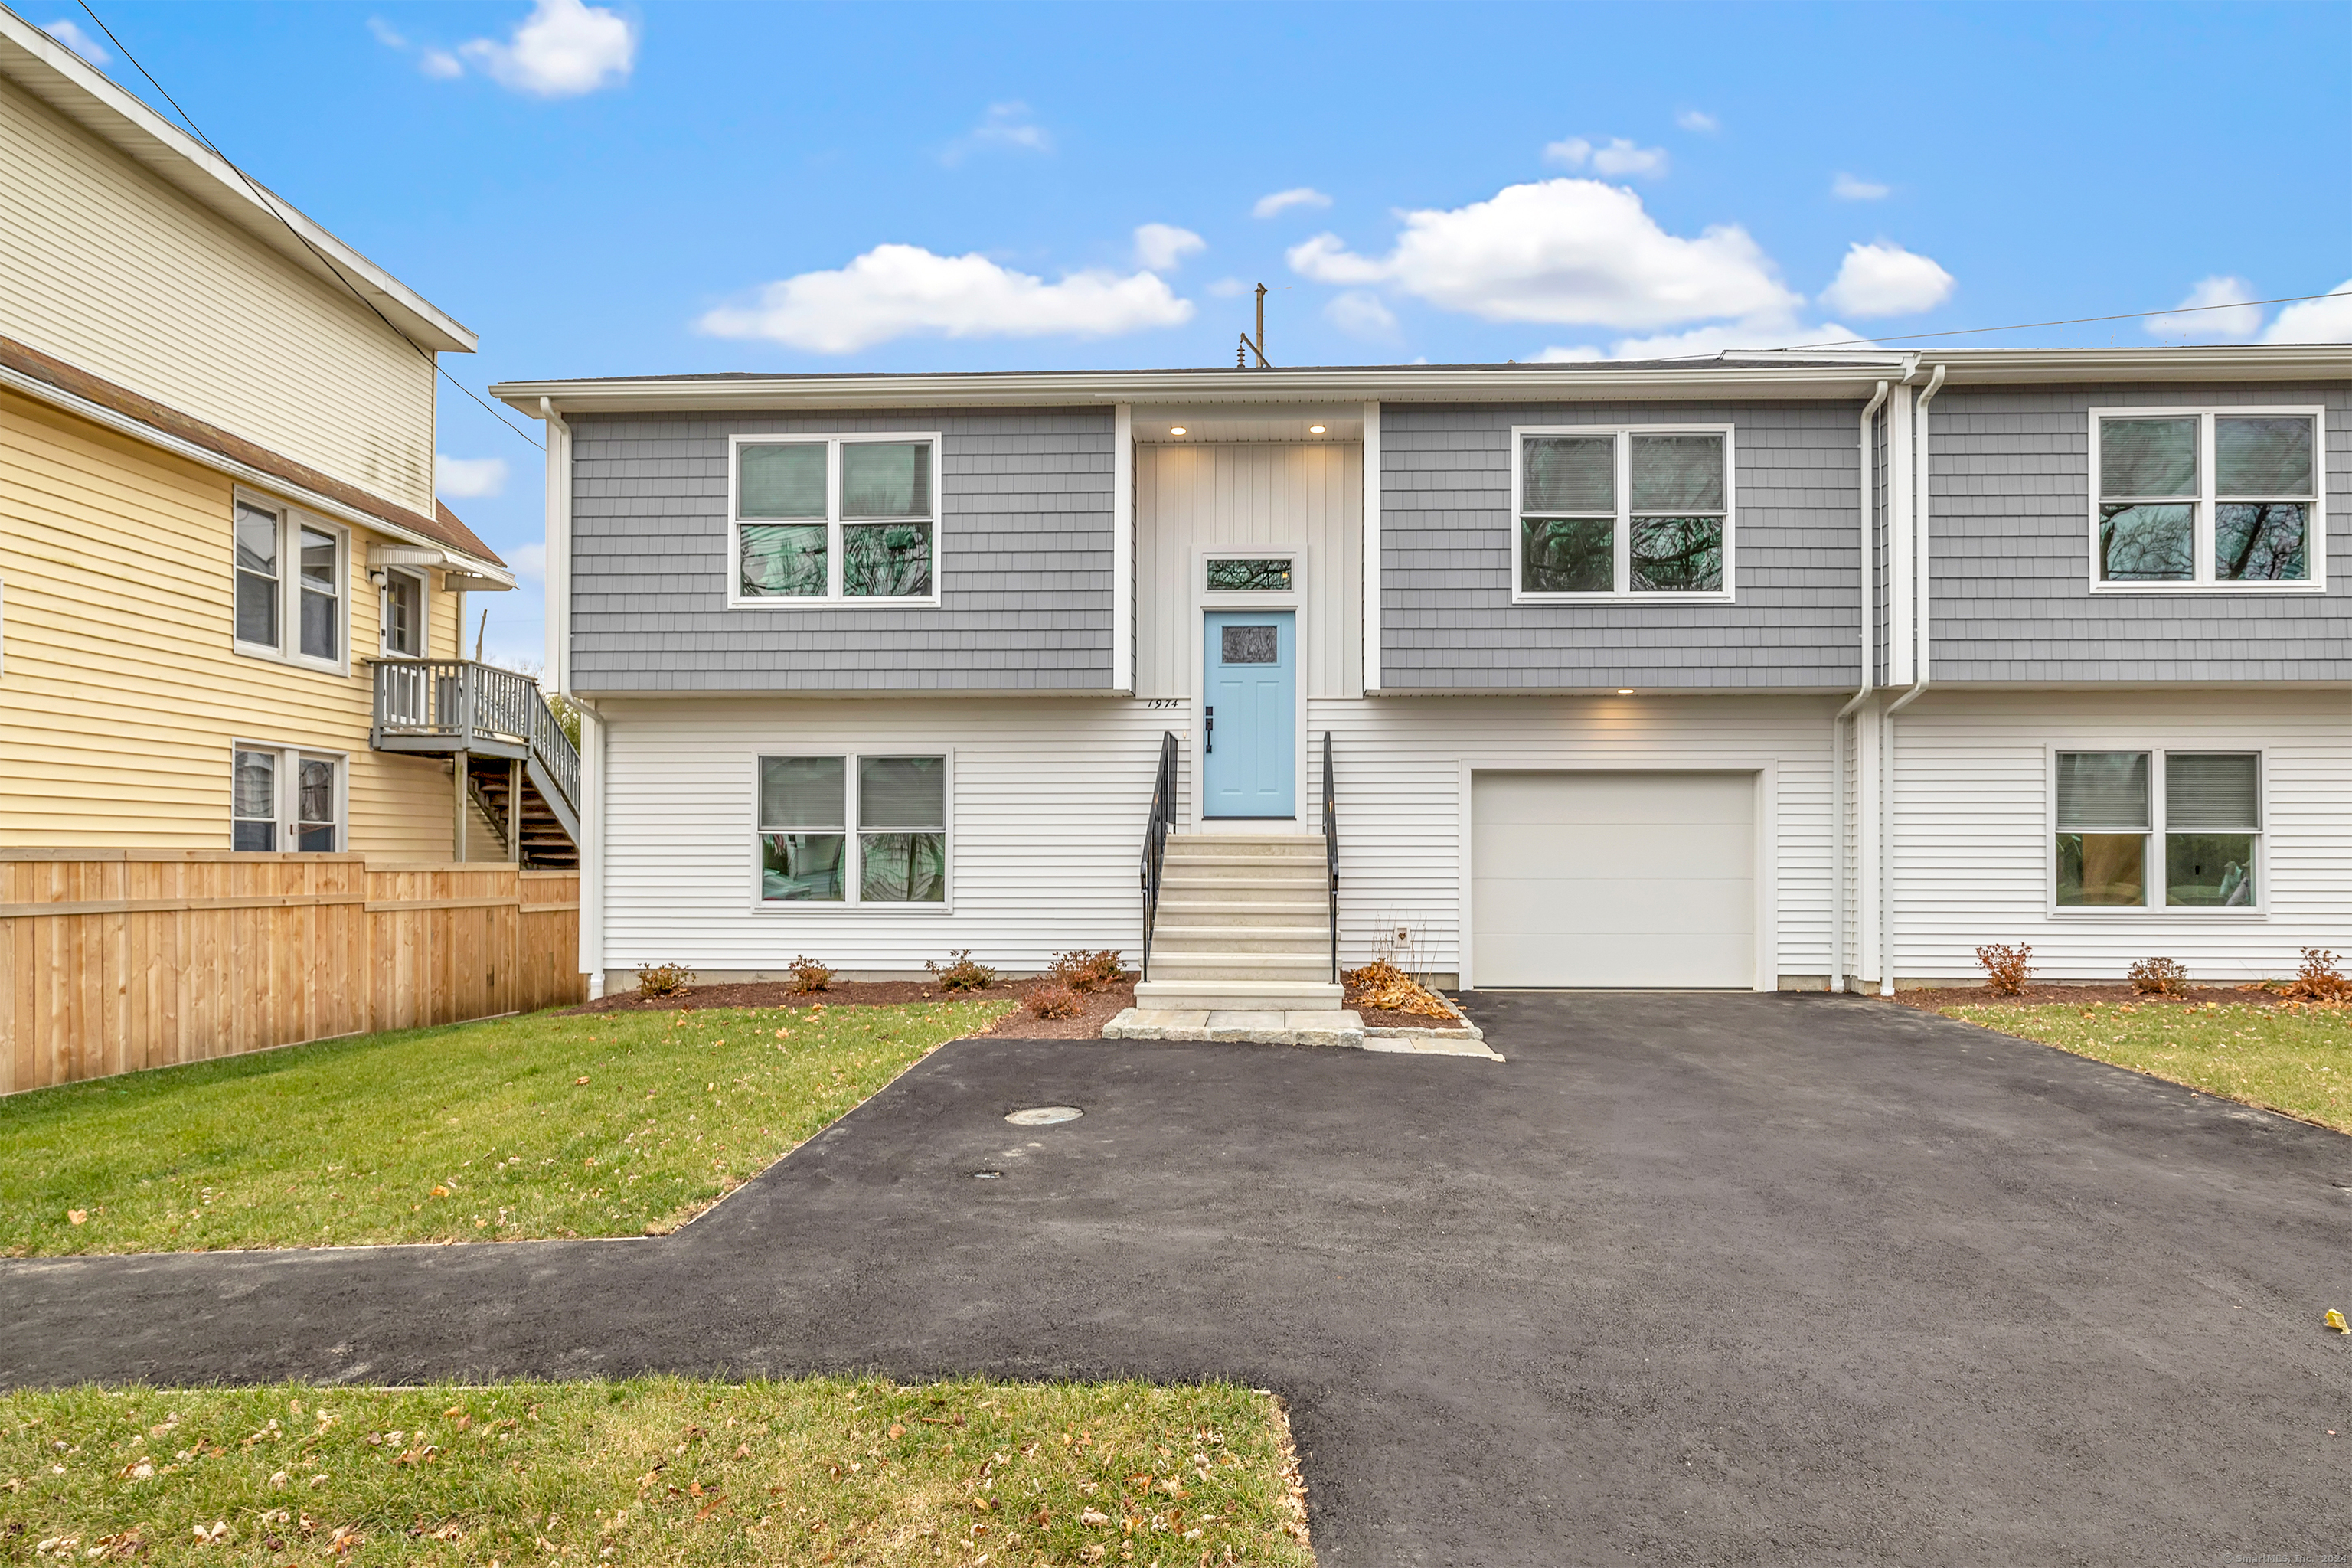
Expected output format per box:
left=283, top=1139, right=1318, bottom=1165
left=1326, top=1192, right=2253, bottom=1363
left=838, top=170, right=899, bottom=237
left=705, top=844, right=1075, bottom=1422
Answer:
left=1616, top=688, right=1635, bottom=695
left=1168, top=426, right=1187, bottom=436
left=1308, top=423, right=1327, bottom=434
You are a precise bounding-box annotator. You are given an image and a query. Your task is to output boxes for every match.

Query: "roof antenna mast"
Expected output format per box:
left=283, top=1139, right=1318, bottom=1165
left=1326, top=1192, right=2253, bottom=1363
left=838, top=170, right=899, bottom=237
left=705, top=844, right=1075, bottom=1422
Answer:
left=1236, top=283, right=1272, bottom=369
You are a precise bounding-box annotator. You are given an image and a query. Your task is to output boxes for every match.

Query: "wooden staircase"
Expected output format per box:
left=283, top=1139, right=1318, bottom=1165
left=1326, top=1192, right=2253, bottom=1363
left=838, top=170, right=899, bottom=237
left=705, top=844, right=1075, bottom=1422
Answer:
left=1132, top=832, right=1344, bottom=1011
left=468, top=758, right=578, bottom=869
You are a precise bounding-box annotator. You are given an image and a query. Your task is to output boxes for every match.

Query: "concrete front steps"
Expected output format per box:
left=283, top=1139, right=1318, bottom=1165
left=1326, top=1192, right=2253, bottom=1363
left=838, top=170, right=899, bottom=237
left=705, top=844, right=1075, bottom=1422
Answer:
left=1132, top=830, right=1344, bottom=1012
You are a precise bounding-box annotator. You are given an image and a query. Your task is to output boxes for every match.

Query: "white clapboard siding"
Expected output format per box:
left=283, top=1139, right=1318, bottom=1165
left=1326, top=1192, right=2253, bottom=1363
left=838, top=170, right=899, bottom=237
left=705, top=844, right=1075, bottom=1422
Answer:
left=1887, top=689, right=2352, bottom=982
left=599, top=697, right=1191, bottom=976
left=1135, top=442, right=1363, bottom=699
left=1310, top=694, right=1838, bottom=984
left=0, top=76, right=436, bottom=516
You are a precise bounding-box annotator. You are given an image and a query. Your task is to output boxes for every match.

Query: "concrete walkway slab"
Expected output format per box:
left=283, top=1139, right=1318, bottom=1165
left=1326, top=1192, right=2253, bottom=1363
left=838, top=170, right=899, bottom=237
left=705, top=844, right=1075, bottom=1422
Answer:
left=7, top=993, right=2352, bottom=1564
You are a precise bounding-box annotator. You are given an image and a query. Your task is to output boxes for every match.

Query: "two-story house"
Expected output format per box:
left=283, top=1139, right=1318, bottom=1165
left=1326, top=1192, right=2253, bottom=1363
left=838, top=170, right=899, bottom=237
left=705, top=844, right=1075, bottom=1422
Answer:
left=0, top=10, right=576, bottom=867
left=495, top=343, right=2349, bottom=1001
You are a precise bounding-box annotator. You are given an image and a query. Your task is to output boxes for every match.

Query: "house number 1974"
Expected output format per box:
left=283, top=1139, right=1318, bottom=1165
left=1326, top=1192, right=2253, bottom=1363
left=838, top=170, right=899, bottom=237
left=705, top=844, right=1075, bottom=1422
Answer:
left=1140, top=698, right=1184, bottom=710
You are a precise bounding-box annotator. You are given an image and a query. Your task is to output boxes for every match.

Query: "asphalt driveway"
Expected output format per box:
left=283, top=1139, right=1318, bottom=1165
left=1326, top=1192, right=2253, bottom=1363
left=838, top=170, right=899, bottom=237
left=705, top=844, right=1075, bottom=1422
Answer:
left=5, top=992, right=2351, bottom=1565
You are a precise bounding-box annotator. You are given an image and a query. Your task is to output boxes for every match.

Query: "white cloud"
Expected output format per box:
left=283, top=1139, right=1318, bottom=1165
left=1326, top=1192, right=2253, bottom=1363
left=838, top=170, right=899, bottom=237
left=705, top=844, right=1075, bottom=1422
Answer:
left=1675, top=109, right=1718, bottom=133
left=1132, top=223, right=1205, bottom=272
left=507, top=541, right=547, bottom=583
left=1818, top=241, right=1954, bottom=317
left=436, top=454, right=510, bottom=498
left=942, top=102, right=1051, bottom=165
left=449, top=0, right=635, bottom=98
left=1534, top=344, right=1603, bottom=363
left=1543, top=137, right=1669, bottom=178
left=1285, top=178, right=1797, bottom=330
left=2146, top=275, right=2263, bottom=342
left=2262, top=278, right=2352, bottom=344
left=1831, top=172, right=1890, bottom=201
left=1253, top=187, right=1331, bottom=219
left=366, top=17, right=407, bottom=48
left=1325, top=291, right=1397, bottom=338
left=1207, top=276, right=1251, bottom=299
left=696, top=243, right=1194, bottom=354
left=43, top=18, right=106, bottom=66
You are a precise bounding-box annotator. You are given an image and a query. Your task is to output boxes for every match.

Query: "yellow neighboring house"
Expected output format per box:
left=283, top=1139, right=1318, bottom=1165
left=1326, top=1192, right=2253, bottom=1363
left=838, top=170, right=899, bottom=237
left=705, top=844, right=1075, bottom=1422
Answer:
left=0, top=9, right=576, bottom=867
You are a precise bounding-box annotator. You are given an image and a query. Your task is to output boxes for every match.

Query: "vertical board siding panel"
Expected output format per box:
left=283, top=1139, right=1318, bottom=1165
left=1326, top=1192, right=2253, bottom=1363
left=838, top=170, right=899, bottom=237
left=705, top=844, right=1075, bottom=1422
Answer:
left=0, top=855, right=583, bottom=1094
left=1890, top=690, right=2352, bottom=981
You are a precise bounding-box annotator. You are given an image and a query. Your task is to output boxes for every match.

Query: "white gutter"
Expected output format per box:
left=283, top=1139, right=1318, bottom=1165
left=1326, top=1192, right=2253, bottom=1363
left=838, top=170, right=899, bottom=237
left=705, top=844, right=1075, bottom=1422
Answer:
left=0, top=359, right=511, bottom=584
left=1880, top=361, right=1945, bottom=995
left=1829, top=378, right=1892, bottom=995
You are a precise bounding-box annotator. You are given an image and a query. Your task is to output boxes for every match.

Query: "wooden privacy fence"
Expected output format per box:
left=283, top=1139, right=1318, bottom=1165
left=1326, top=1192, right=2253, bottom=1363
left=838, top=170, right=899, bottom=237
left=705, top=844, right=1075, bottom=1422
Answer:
left=1, top=852, right=585, bottom=1096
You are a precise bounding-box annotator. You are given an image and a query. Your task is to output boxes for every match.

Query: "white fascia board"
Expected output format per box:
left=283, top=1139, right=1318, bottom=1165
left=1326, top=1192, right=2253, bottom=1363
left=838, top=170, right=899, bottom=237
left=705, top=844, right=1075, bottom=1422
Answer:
left=495, top=345, right=2352, bottom=416
left=0, top=359, right=514, bottom=585
left=0, top=13, right=476, bottom=354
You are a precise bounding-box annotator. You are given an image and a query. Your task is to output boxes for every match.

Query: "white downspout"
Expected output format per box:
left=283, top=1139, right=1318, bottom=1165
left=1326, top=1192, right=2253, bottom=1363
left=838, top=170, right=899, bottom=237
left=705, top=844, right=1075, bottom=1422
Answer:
left=538, top=397, right=601, bottom=1000
left=1880, top=361, right=1945, bottom=995
left=1831, top=378, right=1891, bottom=995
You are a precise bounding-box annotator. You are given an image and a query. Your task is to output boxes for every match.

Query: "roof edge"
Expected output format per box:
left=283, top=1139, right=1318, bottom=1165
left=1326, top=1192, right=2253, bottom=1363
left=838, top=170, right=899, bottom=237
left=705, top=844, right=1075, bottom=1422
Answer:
left=494, top=345, right=2352, bottom=415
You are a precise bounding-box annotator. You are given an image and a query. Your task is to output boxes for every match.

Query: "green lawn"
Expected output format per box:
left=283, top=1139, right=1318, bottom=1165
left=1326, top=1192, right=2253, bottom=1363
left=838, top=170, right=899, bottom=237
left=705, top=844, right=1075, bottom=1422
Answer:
left=1936, top=1000, right=2352, bottom=1132
left=0, top=1377, right=1315, bottom=1567
left=0, top=999, right=1011, bottom=1257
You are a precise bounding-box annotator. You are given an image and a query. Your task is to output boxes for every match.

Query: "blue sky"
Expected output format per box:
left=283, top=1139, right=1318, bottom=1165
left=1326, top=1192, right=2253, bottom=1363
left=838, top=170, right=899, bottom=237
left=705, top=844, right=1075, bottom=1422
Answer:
left=39, top=0, right=2352, bottom=665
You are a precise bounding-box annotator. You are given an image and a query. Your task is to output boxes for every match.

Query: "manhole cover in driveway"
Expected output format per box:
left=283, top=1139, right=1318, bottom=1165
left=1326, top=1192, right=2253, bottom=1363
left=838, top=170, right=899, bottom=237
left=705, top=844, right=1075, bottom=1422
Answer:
left=1004, top=1106, right=1083, bottom=1125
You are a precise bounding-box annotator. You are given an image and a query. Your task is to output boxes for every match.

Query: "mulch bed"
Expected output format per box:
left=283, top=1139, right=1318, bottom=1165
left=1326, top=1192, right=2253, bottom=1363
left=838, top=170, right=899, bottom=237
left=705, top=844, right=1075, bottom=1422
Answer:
left=564, top=975, right=1140, bottom=1039
left=1348, top=997, right=1468, bottom=1031
left=1886, top=983, right=2310, bottom=1011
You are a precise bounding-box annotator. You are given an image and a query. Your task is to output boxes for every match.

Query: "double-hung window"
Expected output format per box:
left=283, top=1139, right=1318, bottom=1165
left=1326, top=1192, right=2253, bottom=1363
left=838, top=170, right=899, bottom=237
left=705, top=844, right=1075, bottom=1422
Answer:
left=1514, top=426, right=1733, bottom=599
left=232, top=744, right=342, bottom=852
left=2053, top=750, right=2260, bottom=910
left=234, top=495, right=345, bottom=666
left=2092, top=409, right=2324, bottom=588
left=731, top=434, right=940, bottom=606
left=757, top=753, right=947, bottom=905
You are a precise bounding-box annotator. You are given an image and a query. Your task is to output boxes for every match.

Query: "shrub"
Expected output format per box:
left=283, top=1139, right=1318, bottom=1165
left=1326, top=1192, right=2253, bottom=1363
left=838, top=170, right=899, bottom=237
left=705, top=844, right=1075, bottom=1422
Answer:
left=1024, top=981, right=1083, bottom=1020
left=785, top=955, right=834, bottom=995
left=1049, top=949, right=1128, bottom=991
left=1975, top=943, right=2034, bottom=997
left=2128, top=956, right=2188, bottom=996
left=926, top=949, right=999, bottom=992
left=634, top=962, right=694, bottom=1000
left=2286, top=948, right=2352, bottom=1004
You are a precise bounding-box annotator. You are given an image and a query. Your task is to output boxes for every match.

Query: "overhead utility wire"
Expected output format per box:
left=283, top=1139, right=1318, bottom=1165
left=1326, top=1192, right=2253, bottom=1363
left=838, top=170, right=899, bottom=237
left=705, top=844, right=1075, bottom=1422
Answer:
left=73, top=2, right=542, bottom=452
left=1785, top=287, right=2352, bottom=352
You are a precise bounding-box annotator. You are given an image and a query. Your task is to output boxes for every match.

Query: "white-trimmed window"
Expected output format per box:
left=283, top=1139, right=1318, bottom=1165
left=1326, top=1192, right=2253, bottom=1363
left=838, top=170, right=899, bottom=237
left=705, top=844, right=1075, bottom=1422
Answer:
left=730, top=434, right=941, bottom=606
left=1514, top=425, right=1734, bottom=600
left=2053, top=750, right=2261, bottom=910
left=757, top=753, right=947, bottom=905
left=234, top=495, right=346, bottom=667
left=232, top=744, right=343, bottom=852
left=2090, top=408, right=2324, bottom=589
left=380, top=567, right=427, bottom=658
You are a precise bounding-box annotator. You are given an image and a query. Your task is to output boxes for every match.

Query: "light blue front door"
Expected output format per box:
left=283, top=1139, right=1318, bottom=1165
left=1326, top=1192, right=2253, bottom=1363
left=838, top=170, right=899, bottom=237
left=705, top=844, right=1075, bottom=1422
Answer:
left=1203, top=611, right=1295, bottom=818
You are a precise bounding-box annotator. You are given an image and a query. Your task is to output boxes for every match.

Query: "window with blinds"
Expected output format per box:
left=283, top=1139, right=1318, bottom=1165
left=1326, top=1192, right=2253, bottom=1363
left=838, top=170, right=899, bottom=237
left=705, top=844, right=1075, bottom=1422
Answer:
left=2054, top=750, right=2258, bottom=910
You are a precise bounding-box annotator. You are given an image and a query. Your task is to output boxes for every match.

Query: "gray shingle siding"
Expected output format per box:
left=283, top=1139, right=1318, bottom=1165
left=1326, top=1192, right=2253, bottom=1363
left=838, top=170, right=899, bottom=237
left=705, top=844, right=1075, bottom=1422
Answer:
left=1929, top=383, right=2352, bottom=682
left=568, top=408, right=1116, bottom=691
left=1379, top=400, right=1867, bottom=690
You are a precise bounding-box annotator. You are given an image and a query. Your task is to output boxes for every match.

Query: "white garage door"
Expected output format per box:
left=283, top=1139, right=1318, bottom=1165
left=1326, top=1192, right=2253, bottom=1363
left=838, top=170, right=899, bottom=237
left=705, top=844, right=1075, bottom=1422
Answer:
left=1471, top=771, right=1756, bottom=989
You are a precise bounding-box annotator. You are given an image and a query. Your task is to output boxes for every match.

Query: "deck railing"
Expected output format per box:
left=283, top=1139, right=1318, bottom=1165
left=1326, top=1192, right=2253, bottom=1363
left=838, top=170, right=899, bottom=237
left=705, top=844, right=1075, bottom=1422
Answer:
left=372, top=659, right=581, bottom=814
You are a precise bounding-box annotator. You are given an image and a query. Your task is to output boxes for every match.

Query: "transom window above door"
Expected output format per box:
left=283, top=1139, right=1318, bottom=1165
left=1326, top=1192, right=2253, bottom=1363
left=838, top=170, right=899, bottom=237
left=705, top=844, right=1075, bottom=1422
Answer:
left=730, top=434, right=941, bottom=607
left=2092, top=409, right=2324, bottom=589
left=1205, top=557, right=1294, bottom=592
left=1514, top=426, right=1733, bottom=600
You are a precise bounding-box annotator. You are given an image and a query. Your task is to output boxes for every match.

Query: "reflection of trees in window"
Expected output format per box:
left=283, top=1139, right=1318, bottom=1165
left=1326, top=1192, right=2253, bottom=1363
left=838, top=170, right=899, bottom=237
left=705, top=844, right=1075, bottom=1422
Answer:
left=844, top=523, right=933, bottom=597
left=1520, top=518, right=1612, bottom=593
left=2215, top=503, right=2308, bottom=580
left=1630, top=517, right=1723, bottom=593
left=1206, top=558, right=1293, bottom=591
left=2099, top=504, right=2193, bottom=581
left=740, top=523, right=828, bottom=596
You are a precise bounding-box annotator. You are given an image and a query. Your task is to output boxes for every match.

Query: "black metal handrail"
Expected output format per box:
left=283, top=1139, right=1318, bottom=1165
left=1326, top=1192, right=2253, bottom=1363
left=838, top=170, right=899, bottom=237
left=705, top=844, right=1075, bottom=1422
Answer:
left=1138, top=730, right=1179, bottom=983
left=1321, top=730, right=1338, bottom=983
